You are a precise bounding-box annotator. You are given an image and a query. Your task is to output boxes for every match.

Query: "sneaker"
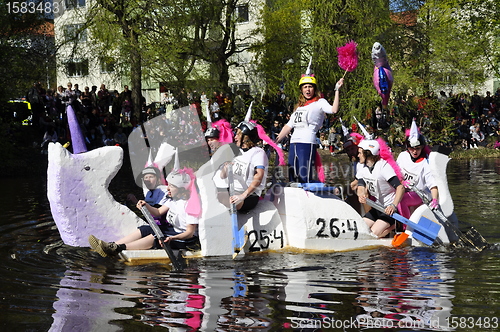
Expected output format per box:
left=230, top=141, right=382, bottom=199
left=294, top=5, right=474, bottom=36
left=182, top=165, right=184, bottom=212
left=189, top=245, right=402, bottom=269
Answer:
left=88, top=235, right=119, bottom=257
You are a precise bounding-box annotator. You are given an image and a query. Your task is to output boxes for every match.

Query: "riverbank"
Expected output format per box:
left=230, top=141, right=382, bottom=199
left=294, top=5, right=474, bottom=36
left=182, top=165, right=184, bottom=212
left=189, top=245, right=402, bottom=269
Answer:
left=1, top=124, right=499, bottom=178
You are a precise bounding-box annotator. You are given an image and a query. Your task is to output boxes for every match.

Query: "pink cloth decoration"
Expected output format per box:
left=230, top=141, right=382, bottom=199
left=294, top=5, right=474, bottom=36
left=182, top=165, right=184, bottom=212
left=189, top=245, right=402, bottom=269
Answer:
left=398, top=191, right=423, bottom=219
left=376, top=137, right=403, bottom=181
left=337, top=41, right=359, bottom=72
left=250, top=120, right=286, bottom=166
left=176, top=167, right=202, bottom=218
left=350, top=132, right=364, bottom=144
left=315, top=151, right=325, bottom=183
left=212, top=119, right=234, bottom=144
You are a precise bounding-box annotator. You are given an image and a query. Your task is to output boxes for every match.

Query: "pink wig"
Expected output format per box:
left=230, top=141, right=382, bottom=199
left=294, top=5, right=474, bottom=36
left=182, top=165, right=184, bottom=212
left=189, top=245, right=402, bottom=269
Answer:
left=212, top=119, right=234, bottom=144
left=176, top=167, right=202, bottom=218
left=250, top=120, right=286, bottom=166
left=376, top=138, right=403, bottom=181
left=350, top=132, right=364, bottom=145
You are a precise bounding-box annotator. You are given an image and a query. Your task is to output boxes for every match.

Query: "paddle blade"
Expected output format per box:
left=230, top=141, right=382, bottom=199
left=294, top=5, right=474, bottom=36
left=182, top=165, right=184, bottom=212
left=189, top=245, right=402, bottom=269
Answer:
left=231, top=213, right=246, bottom=258
left=392, top=232, right=409, bottom=247
left=411, top=216, right=441, bottom=245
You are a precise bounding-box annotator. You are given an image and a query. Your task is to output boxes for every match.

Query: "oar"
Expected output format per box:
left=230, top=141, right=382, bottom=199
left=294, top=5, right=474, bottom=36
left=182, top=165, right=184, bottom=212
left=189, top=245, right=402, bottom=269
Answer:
left=140, top=205, right=185, bottom=270
left=410, top=186, right=489, bottom=251
left=364, top=199, right=441, bottom=246
left=227, top=163, right=245, bottom=259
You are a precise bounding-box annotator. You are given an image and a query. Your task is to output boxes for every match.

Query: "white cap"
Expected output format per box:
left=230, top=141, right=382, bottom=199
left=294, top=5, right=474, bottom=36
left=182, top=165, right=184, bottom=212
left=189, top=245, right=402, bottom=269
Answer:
left=358, top=139, right=380, bottom=156
left=166, top=170, right=191, bottom=189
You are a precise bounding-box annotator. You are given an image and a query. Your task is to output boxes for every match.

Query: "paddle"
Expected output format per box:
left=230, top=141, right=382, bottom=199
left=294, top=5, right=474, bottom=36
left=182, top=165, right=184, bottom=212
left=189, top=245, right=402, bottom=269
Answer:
left=140, top=205, right=185, bottom=270
left=410, top=186, right=489, bottom=251
left=364, top=199, right=441, bottom=246
left=227, top=162, right=245, bottom=259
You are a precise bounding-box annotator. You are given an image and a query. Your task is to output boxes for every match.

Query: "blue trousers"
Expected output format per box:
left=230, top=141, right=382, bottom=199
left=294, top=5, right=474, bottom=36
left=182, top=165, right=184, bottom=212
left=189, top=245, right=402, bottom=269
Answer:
left=288, top=142, right=317, bottom=183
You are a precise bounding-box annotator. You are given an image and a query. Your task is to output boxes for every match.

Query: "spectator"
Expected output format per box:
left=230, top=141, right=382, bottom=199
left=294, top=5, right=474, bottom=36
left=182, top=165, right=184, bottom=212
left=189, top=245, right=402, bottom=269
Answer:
left=98, top=84, right=110, bottom=114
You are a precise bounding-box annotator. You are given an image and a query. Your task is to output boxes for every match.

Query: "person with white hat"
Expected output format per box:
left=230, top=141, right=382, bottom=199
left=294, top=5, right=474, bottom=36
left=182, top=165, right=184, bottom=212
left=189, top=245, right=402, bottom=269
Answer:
left=356, top=139, right=405, bottom=238
left=89, top=168, right=201, bottom=257
left=275, top=58, right=344, bottom=183
left=396, top=120, right=439, bottom=218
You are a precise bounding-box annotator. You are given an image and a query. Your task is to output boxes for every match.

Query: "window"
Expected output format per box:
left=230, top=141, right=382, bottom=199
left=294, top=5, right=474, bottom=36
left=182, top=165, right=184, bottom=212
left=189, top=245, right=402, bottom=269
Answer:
left=64, top=0, right=86, bottom=10
left=100, top=57, right=115, bottom=73
left=66, top=59, right=88, bottom=77
left=236, top=4, right=249, bottom=23
left=64, top=24, right=87, bottom=42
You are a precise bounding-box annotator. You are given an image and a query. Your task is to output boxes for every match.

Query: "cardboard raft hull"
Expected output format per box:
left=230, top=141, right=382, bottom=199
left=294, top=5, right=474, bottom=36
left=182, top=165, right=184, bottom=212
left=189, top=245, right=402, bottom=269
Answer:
left=48, top=142, right=451, bottom=264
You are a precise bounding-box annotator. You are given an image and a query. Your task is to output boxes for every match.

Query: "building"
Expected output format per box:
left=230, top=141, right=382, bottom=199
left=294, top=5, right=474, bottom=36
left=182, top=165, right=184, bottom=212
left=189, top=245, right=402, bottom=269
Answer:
left=54, top=0, right=264, bottom=104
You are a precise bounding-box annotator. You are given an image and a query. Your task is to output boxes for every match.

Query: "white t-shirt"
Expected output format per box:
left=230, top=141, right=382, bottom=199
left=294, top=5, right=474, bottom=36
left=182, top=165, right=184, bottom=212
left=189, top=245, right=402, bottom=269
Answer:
left=396, top=151, right=437, bottom=199
left=231, top=147, right=268, bottom=196
left=160, top=197, right=199, bottom=235
left=356, top=159, right=398, bottom=207
left=286, top=98, right=334, bottom=144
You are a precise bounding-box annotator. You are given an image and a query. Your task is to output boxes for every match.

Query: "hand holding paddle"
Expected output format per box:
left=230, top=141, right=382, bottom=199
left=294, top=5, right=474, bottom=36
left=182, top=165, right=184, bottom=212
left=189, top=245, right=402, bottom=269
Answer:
left=365, top=199, right=441, bottom=246
left=132, top=197, right=184, bottom=270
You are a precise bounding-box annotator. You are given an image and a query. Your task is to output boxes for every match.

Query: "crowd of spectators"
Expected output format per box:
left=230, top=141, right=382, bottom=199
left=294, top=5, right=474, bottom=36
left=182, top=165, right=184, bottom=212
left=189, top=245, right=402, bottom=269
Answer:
left=26, top=81, right=500, bottom=155
left=27, top=82, right=145, bottom=153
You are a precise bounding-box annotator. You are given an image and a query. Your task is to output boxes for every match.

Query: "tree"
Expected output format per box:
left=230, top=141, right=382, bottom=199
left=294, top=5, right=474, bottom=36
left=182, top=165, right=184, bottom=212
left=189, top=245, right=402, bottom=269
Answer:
left=0, top=0, right=55, bottom=103
left=256, top=0, right=304, bottom=98
left=309, top=0, right=394, bottom=121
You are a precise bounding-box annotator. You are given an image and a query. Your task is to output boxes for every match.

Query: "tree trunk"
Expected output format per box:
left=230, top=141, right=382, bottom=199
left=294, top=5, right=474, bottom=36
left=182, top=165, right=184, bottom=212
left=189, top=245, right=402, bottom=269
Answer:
left=129, top=31, right=142, bottom=120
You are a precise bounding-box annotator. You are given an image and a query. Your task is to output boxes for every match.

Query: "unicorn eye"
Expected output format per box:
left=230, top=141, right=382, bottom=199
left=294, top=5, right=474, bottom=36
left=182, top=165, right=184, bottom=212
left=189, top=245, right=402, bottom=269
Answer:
left=84, top=166, right=91, bottom=171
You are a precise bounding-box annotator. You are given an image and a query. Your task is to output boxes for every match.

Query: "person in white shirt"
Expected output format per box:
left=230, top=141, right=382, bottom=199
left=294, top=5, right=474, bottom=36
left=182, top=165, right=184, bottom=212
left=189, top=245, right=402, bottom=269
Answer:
left=276, top=72, right=343, bottom=183
left=89, top=168, right=200, bottom=257
left=356, top=139, right=405, bottom=238
left=396, top=132, right=439, bottom=218
left=220, top=121, right=268, bottom=213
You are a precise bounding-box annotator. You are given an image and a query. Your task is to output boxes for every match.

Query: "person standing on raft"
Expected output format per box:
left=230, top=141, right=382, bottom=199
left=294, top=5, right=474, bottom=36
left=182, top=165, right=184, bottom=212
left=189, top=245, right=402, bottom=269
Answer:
left=275, top=60, right=344, bottom=183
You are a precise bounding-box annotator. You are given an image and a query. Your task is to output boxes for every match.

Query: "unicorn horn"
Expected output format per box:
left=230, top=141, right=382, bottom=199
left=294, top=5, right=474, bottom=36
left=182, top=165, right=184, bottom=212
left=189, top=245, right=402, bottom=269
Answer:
left=409, top=118, right=419, bottom=147
left=353, top=116, right=372, bottom=139
left=244, top=101, right=253, bottom=122
left=339, top=117, right=349, bottom=137
left=173, top=148, right=180, bottom=171
left=305, top=56, right=313, bottom=75
left=66, top=105, right=87, bottom=154
left=205, top=103, right=212, bottom=125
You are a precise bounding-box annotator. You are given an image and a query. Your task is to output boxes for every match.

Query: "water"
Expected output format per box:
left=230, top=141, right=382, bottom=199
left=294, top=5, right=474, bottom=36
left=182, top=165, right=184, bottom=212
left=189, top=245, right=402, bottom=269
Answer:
left=0, top=158, right=499, bottom=331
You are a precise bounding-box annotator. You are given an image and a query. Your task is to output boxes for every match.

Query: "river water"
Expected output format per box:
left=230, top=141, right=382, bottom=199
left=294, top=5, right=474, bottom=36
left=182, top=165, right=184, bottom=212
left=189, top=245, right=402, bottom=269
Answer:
left=0, top=157, right=499, bottom=331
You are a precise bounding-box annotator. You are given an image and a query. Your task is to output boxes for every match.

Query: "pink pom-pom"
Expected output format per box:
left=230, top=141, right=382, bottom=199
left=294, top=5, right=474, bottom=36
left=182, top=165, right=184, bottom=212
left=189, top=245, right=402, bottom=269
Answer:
left=337, top=41, right=359, bottom=72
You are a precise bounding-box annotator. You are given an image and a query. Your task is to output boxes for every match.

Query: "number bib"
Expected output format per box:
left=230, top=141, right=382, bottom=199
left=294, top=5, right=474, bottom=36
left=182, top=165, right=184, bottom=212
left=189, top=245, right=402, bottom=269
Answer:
left=166, top=209, right=179, bottom=231
left=232, top=157, right=250, bottom=192
left=364, top=175, right=379, bottom=198
left=402, top=168, right=419, bottom=188
left=292, top=109, right=307, bottom=129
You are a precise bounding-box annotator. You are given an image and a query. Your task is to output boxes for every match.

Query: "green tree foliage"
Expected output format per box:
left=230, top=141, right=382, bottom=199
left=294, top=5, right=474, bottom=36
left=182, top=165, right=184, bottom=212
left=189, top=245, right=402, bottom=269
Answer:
left=0, top=0, right=55, bottom=103
left=309, top=0, right=395, bottom=121
left=256, top=0, right=304, bottom=98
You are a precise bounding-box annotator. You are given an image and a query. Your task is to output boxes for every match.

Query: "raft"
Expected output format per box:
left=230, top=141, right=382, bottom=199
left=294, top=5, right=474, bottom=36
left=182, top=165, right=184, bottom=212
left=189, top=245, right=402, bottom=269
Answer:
left=47, top=107, right=457, bottom=265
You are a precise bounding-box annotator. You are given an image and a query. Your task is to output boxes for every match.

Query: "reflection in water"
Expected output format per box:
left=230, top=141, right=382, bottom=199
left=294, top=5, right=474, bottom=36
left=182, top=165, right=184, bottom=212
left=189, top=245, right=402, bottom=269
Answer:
left=138, top=272, right=206, bottom=330
left=49, top=270, right=136, bottom=332
left=0, top=159, right=499, bottom=330
left=355, top=249, right=454, bottom=330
